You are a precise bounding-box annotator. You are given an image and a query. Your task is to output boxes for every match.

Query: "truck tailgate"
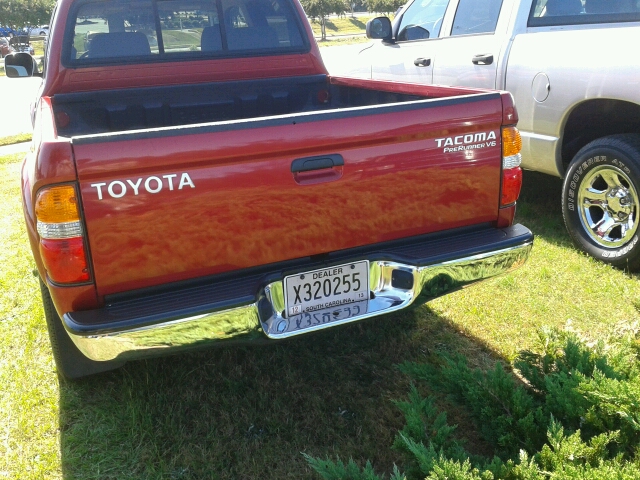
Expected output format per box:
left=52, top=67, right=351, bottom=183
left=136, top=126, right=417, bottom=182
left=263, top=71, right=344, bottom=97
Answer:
left=73, top=94, right=503, bottom=296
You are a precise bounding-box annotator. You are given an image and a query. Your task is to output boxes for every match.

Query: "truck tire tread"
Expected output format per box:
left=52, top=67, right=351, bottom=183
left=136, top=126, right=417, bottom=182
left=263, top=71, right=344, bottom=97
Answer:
left=562, top=134, right=640, bottom=272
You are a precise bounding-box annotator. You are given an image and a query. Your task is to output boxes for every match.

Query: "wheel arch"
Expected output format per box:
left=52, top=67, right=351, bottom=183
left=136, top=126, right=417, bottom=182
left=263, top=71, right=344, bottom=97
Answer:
left=560, top=99, right=640, bottom=174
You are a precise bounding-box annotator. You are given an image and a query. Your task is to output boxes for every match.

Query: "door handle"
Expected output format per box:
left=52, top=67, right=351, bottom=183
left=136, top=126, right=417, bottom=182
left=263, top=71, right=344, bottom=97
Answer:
left=472, top=54, right=493, bottom=65
left=414, top=57, right=431, bottom=67
left=291, top=154, right=344, bottom=185
left=291, top=154, right=344, bottom=173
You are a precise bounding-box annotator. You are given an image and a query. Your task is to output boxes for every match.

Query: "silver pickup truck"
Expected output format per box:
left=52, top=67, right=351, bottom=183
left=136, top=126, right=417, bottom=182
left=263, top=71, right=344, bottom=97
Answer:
left=336, top=0, right=640, bottom=270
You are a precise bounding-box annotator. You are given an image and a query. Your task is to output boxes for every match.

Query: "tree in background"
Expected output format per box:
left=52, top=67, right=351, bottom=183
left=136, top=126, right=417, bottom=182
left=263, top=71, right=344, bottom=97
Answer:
left=365, top=0, right=404, bottom=15
left=348, top=0, right=367, bottom=16
left=301, top=0, right=347, bottom=40
left=0, top=0, right=56, bottom=32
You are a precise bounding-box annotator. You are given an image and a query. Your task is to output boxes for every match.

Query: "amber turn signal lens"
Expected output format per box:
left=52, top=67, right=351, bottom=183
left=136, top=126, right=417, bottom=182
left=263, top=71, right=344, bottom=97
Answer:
left=502, top=127, right=522, bottom=158
left=35, top=185, right=80, bottom=223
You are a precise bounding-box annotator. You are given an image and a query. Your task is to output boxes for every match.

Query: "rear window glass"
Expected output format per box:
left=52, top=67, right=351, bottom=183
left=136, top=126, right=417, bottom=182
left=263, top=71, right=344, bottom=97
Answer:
left=529, top=0, right=640, bottom=26
left=67, top=0, right=307, bottom=64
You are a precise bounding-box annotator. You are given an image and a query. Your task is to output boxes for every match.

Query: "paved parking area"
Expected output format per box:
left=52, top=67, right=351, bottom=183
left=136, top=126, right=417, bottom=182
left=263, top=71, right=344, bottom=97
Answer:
left=0, top=141, right=30, bottom=156
left=0, top=73, right=41, bottom=137
left=319, top=43, right=371, bottom=76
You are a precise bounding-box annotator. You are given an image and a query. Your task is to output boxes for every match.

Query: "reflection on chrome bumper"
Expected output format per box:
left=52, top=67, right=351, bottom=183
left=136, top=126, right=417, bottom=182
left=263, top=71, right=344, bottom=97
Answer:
left=65, top=241, right=532, bottom=362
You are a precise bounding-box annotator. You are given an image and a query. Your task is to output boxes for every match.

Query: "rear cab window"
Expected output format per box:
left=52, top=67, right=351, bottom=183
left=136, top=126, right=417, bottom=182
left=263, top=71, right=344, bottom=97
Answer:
left=528, top=0, right=640, bottom=26
left=65, top=0, right=308, bottom=65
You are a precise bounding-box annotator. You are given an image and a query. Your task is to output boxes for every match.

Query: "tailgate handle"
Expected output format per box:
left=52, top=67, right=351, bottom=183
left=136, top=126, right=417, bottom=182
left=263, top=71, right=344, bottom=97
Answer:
left=472, top=54, right=493, bottom=65
left=291, top=154, right=344, bottom=173
left=414, top=57, right=431, bottom=67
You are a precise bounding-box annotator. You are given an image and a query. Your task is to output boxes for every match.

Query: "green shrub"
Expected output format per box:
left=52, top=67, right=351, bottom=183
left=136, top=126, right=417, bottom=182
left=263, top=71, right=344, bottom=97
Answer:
left=305, top=326, right=640, bottom=479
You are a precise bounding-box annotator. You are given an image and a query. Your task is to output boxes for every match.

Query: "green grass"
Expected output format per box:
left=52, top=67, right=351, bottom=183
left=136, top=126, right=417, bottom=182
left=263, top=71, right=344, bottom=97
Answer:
left=163, top=29, right=201, bottom=46
left=430, top=171, right=639, bottom=362
left=317, top=35, right=372, bottom=47
left=32, top=40, right=44, bottom=57
left=309, top=16, right=376, bottom=37
left=0, top=133, right=32, bottom=147
left=0, top=153, right=60, bottom=478
left=1, top=153, right=638, bottom=479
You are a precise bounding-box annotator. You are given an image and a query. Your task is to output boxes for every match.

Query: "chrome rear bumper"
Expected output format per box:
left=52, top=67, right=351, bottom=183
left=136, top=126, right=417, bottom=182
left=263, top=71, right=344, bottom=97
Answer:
left=63, top=225, right=533, bottom=362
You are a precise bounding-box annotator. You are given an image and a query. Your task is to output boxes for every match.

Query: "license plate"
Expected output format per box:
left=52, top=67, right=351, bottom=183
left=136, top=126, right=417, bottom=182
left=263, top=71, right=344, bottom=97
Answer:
left=272, top=301, right=369, bottom=335
left=284, top=261, right=369, bottom=317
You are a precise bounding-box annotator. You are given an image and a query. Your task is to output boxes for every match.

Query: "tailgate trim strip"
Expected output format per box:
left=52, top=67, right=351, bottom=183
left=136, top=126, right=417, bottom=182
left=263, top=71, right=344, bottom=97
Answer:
left=70, top=92, right=500, bottom=146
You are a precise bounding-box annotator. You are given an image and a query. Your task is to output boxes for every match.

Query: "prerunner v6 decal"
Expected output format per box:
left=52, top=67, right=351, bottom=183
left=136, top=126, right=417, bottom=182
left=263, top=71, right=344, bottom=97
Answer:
left=435, top=131, right=498, bottom=153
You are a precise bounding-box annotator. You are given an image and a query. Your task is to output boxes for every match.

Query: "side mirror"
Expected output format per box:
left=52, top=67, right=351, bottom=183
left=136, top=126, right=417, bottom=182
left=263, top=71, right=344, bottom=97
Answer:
left=366, top=17, right=393, bottom=42
left=5, top=52, right=40, bottom=78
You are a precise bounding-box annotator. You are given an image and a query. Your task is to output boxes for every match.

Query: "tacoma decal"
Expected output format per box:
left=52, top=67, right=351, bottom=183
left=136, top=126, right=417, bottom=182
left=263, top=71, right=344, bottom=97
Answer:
left=436, top=131, right=497, bottom=153
left=90, top=173, right=195, bottom=200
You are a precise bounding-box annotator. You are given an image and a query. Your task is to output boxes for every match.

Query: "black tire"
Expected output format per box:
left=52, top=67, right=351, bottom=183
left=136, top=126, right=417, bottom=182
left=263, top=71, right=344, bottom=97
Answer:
left=40, top=279, right=125, bottom=380
left=562, top=134, right=640, bottom=271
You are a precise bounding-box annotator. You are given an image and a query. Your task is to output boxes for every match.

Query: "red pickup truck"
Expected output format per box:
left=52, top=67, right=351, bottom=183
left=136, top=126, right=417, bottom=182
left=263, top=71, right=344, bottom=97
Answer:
left=8, top=0, right=532, bottom=379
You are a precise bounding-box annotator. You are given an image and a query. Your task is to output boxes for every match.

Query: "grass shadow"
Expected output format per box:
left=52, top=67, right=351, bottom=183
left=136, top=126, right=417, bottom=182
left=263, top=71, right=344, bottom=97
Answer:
left=349, top=19, right=366, bottom=28
left=323, top=20, right=338, bottom=32
left=516, top=170, right=573, bottom=248
left=58, top=307, right=503, bottom=479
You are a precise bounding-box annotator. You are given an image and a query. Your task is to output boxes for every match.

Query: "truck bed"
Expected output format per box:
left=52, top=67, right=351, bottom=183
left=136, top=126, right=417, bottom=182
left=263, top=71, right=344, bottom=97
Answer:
left=52, top=75, right=483, bottom=136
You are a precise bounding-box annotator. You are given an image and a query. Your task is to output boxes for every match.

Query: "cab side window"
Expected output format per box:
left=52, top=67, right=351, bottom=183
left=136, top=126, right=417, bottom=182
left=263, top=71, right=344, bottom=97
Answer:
left=529, top=0, right=640, bottom=26
left=450, top=0, right=504, bottom=36
left=397, top=0, right=450, bottom=41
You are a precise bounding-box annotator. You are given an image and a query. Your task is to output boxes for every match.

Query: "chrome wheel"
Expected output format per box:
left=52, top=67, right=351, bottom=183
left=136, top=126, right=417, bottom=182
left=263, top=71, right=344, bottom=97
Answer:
left=577, top=165, right=638, bottom=248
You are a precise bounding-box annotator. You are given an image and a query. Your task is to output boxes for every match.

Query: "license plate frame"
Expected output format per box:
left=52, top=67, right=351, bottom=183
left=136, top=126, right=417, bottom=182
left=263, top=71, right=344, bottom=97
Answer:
left=284, top=261, right=370, bottom=317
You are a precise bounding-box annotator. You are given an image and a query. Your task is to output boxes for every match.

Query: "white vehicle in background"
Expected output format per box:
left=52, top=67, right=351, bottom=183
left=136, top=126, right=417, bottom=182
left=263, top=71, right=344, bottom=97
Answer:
left=345, top=0, right=640, bottom=270
left=28, top=25, right=49, bottom=36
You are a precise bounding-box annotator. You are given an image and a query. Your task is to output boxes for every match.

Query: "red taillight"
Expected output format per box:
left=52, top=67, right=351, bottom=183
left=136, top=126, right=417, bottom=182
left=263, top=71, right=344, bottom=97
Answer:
left=317, top=89, right=330, bottom=104
left=501, top=167, right=523, bottom=206
left=39, top=237, right=90, bottom=283
left=55, top=111, right=70, bottom=129
left=35, top=185, right=90, bottom=284
left=501, top=127, right=523, bottom=207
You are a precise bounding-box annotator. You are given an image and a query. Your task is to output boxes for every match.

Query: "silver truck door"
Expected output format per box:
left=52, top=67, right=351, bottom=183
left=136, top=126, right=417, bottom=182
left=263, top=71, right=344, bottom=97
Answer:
left=369, top=0, right=453, bottom=83
left=432, top=0, right=511, bottom=89
left=506, top=0, right=640, bottom=177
